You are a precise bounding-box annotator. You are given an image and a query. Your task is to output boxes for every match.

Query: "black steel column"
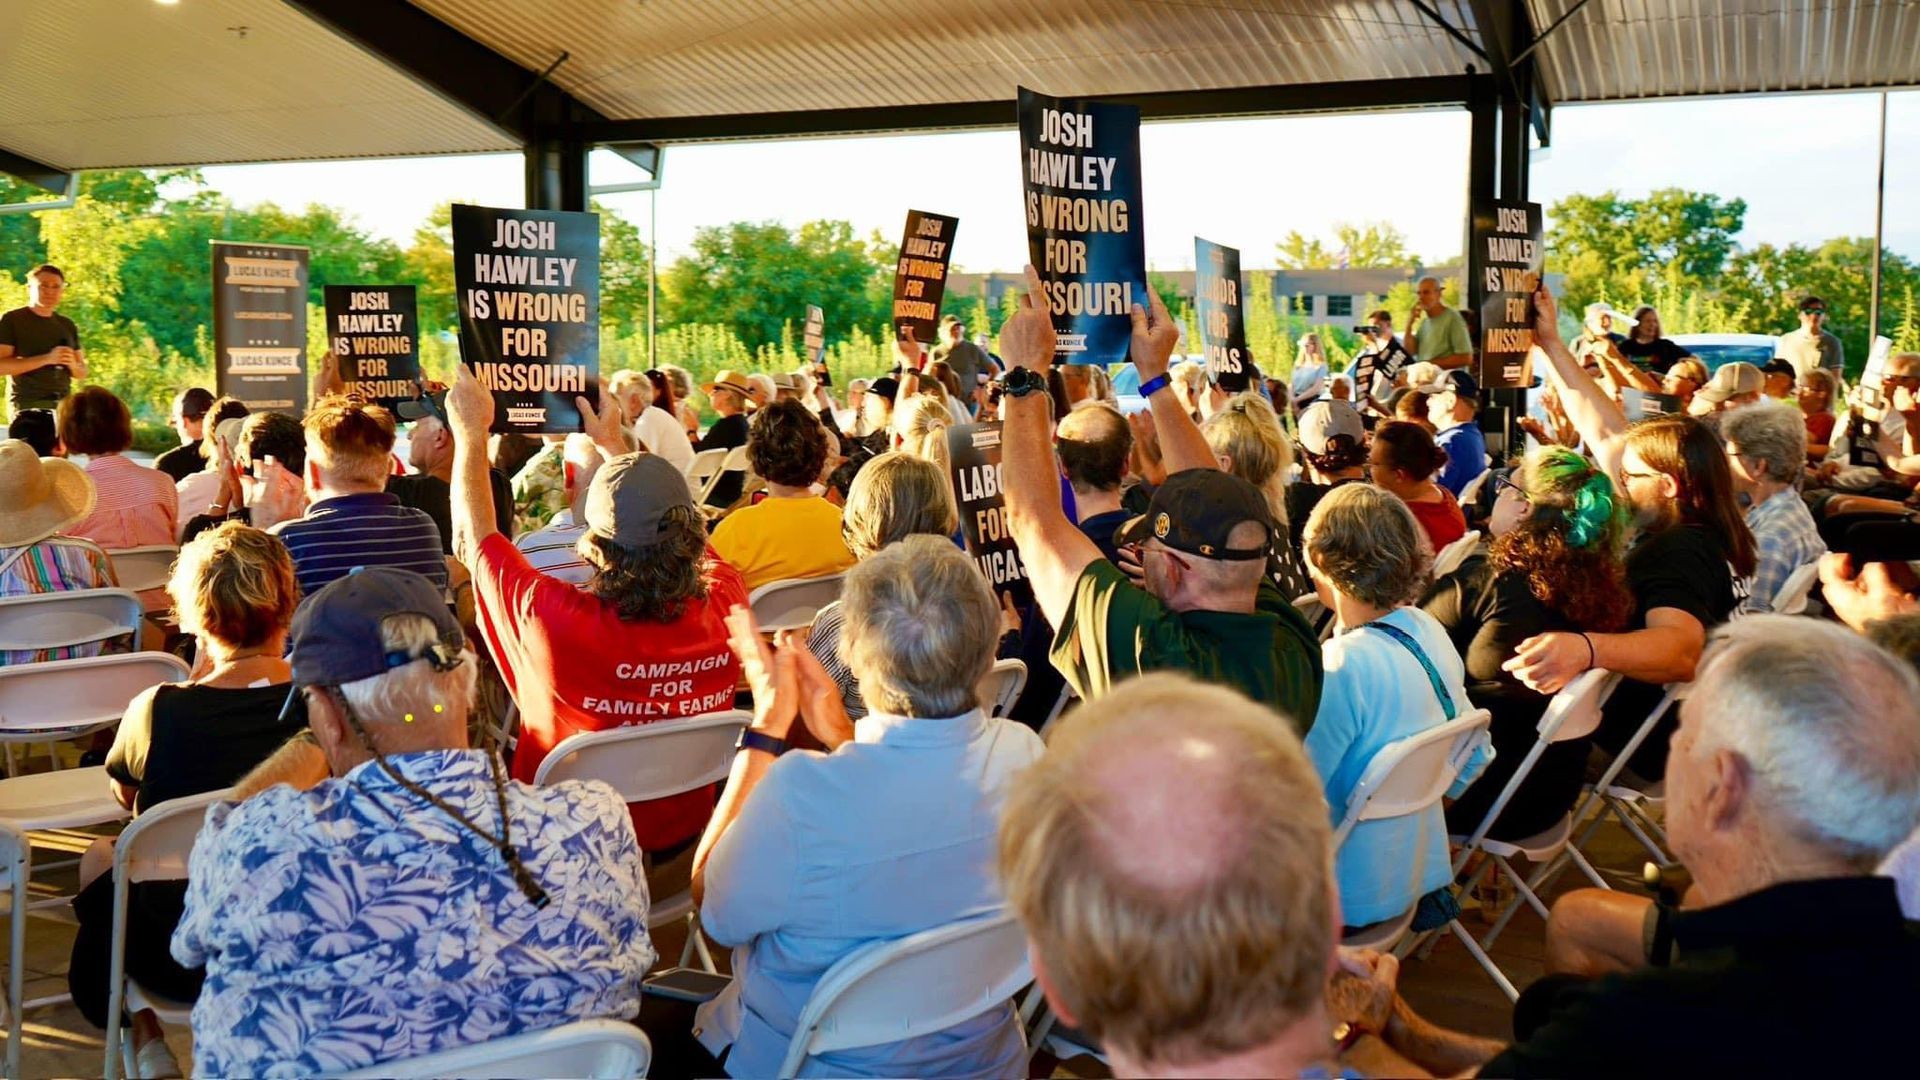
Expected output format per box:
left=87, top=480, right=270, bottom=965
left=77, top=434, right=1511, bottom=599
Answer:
left=524, top=135, right=589, bottom=212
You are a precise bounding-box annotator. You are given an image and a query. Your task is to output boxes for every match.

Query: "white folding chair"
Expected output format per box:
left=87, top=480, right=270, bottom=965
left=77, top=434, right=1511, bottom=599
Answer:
left=534, top=710, right=750, bottom=972
left=0, top=650, right=190, bottom=790
left=748, top=574, right=846, bottom=633
left=1458, top=468, right=1492, bottom=507
left=684, top=446, right=727, bottom=487
left=333, top=1017, right=652, bottom=1079
left=1329, top=710, right=1492, bottom=952
left=1432, top=530, right=1483, bottom=578
left=1770, top=561, right=1819, bottom=615
left=104, top=546, right=179, bottom=596
left=699, top=444, right=751, bottom=504
left=104, top=788, right=231, bottom=1080
left=1292, top=592, right=1336, bottom=642
left=777, top=908, right=1031, bottom=1078
left=0, top=588, right=143, bottom=656
left=0, top=820, right=25, bottom=1079
left=1037, top=686, right=1076, bottom=741
left=975, top=659, right=1027, bottom=719
left=1431, top=669, right=1622, bottom=999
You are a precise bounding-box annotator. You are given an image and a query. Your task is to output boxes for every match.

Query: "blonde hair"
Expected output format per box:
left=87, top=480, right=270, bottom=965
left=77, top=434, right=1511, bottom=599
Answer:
left=841, top=535, right=996, bottom=717
left=999, top=673, right=1332, bottom=1066
left=1304, top=482, right=1430, bottom=607
left=336, top=612, right=477, bottom=729
left=169, top=522, right=298, bottom=649
left=893, top=393, right=953, bottom=462
left=305, top=394, right=396, bottom=489
left=841, top=452, right=958, bottom=559
left=1203, top=393, right=1294, bottom=529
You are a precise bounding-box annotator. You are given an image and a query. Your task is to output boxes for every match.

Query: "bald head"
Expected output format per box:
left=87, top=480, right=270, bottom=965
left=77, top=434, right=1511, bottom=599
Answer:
left=1000, top=673, right=1331, bottom=1067
left=1056, top=401, right=1132, bottom=495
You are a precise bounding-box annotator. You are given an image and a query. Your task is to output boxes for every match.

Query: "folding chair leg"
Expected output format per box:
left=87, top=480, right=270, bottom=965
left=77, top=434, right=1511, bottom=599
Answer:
left=677, top=913, right=718, bottom=973
left=1446, top=920, right=1519, bottom=1002
left=7, top=862, right=23, bottom=1080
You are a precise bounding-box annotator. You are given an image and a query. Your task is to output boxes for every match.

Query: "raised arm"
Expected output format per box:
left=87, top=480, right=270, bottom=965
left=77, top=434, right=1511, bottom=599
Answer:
left=1000, top=265, right=1105, bottom=630
left=445, top=364, right=504, bottom=566
left=1528, top=285, right=1631, bottom=478
left=1131, top=285, right=1217, bottom=475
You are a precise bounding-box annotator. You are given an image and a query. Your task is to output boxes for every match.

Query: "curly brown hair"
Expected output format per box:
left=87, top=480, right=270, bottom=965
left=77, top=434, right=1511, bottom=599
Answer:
left=580, top=506, right=712, bottom=622
left=747, top=398, right=828, bottom=487
left=1488, top=447, right=1635, bottom=632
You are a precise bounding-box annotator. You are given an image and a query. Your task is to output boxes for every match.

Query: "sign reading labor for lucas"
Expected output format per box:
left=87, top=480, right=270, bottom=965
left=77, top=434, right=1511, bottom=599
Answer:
left=947, top=422, right=1034, bottom=606
left=323, top=285, right=419, bottom=410
left=1019, top=86, right=1147, bottom=366
left=1194, top=237, right=1250, bottom=392
left=452, top=204, right=599, bottom=433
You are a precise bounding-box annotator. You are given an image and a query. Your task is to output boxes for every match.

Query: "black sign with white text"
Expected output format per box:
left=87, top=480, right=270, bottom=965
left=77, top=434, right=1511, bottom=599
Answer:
left=1019, top=87, right=1147, bottom=366
left=212, top=241, right=309, bottom=415
left=947, top=422, right=1033, bottom=604
left=324, top=285, right=419, bottom=410
left=1473, top=199, right=1544, bottom=390
left=892, top=210, right=960, bottom=344
left=452, top=204, right=599, bottom=433
left=1194, top=237, right=1250, bottom=392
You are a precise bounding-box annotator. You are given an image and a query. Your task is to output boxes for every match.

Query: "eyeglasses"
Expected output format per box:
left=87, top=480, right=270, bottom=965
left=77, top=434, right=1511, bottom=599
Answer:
left=1493, top=475, right=1529, bottom=501
left=1619, top=468, right=1664, bottom=484
left=1801, top=307, right=1827, bottom=316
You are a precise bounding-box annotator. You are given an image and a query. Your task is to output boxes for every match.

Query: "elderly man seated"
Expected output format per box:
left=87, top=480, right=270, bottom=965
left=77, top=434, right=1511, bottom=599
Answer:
left=676, top=535, right=1045, bottom=1077
left=173, top=567, right=655, bottom=1078
left=1343, top=615, right=1920, bottom=1076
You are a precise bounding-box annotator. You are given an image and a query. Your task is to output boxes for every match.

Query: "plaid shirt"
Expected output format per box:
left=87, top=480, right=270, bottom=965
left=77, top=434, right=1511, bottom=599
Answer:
left=1742, top=488, right=1827, bottom=613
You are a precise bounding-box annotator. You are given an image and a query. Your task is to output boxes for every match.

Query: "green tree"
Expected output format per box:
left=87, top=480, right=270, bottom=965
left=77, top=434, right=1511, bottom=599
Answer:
left=595, top=200, right=652, bottom=338
left=663, top=219, right=891, bottom=351
left=1545, top=188, right=1746, bottom=313
left=1276, top=221, right=1412, bottom=269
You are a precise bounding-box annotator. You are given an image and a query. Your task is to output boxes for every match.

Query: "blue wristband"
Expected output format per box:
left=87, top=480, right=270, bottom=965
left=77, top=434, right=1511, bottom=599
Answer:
left=1139, top=373, right=1172, bottom=397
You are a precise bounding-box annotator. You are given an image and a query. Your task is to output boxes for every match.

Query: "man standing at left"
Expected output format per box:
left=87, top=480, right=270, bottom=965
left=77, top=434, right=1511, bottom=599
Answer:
left=0, top=264, right=86, bottom=416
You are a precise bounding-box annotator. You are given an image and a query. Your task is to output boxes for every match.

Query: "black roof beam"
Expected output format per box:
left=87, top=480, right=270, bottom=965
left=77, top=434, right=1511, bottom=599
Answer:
left=0, top=145, right=70, bottom=195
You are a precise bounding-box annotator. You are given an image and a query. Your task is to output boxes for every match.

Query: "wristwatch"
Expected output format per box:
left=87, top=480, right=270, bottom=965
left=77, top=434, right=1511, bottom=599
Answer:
left=997, top=367, right=1048, bottom=398
left=735, top=729, right=791, bottom=758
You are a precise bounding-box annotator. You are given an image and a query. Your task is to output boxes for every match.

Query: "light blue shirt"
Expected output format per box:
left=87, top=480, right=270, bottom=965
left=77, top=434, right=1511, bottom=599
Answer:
left=1109, top=362, right=1141, bottom=395
left=173, top=749, right=654, bottom=1078
left=1741, top=487, right=1827, bottom=613
left=696, top=709, right=1044, bottom=1078
left=1307, top=608, right=1489, bottom=927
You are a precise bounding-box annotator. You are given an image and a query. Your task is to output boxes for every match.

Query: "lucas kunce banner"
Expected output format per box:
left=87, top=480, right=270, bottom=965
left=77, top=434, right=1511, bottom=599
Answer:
left=1472, top=199, right=1544, bottom=390
left=452, top=204, right=600, bottom=433
left=324, top=285, right=419, bottom=410
left=946, top=422, right=1033, bottom=606
left=1194, top=237, right=1250, bottom=392
left=212, top=242, right=309, bottom=415
left=892, top=210, right=959, bottom=344
left=1018, top=86, right=1147, bottom=366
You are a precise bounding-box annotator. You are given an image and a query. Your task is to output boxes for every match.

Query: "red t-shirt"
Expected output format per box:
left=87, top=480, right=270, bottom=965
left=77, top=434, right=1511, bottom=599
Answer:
left=1406, top=488, right=1468, bottom=552
left=474, top=532, right=747, bottom=852
left=1805, top=410, right=1837, bottom=448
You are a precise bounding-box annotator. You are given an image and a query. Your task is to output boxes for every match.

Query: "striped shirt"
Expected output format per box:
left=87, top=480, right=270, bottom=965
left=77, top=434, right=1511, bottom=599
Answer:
left=513, top=509, right=591, bottom=587
left=72, top=453, right=177, bottom=550
left=0, top=534, right=119, bottom=666
left=270, top=492, right=448, bottom=597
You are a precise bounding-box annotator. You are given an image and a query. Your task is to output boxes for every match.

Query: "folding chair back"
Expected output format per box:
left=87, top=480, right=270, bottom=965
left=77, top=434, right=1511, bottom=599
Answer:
left=1454, top=669, right=1621, bottom=859
left=0, top=652, right=190, bottom=737
left=334, top=1018, right=652, bottom=1079
left=1771, top=561, right=1819, bottom=615
left=534, top=710, right=749, bottom=802
left=1458, top=468, right=1492, bottom=507
left=1331, top=711, right=1490, bottom=851
left=749, top=574, right=846, bottom=633
left=1432, top=530, right=1482, bottom=578
left=699, top=444, right=751, bottom=503
left=105, top=545, right=180, bottom=594
left=976, top=659, right=1027, bottom=719
left=685, top=446, right=728, bottom=485
left=0, top=588, right=143, bottom=654
left=0, top=820, right=25, bottom=1079
left=778, top=908, right=1031, bottom=1078
left=1293, top=592, right=1336, bottom=642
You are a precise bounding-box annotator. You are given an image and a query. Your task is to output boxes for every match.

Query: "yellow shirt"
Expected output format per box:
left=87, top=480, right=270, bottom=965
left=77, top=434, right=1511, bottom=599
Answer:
left=710, top=495, right=856, bottom=591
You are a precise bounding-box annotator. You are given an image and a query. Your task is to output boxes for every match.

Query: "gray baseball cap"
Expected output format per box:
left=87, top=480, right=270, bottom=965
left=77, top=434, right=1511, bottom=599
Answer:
left=583, top=452, right=696, bottom=550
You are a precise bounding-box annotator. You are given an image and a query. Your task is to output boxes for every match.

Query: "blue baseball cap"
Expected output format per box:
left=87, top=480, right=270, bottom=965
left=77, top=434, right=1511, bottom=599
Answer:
left=287, top=566, right=464, bottom=688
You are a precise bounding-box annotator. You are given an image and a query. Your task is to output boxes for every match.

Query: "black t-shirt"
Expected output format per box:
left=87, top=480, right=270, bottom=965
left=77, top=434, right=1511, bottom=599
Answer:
left=1076, top=508, right=1133, bottom=564
left=696, top=413, right=752, bottom=507
left=0, top=306, right=80, bottom=408
left=1285, top=476, right=1365, bottom=550
left=387, top=469, right=514, bottom=553
left=1482, top=877, right=1920, bottom=1078
left=1616, top=335, right=1690, bottom=374
left=155, top=442, right=205, bottom=483
left=106, top=682, right=304, bottom=813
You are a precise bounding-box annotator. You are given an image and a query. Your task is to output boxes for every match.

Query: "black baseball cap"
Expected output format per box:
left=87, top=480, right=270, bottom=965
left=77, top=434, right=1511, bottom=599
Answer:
left=395, top=388, right=447, bottom=424
left=867, top=376, right=901, bottom=400
left=1444, top=370, right=1481, bottom=401
left=1762, top=358, right=1798, bottom=379
left=288, top=566, right=464, bottom=689
left=1114, top=469, right=1272, bottom=561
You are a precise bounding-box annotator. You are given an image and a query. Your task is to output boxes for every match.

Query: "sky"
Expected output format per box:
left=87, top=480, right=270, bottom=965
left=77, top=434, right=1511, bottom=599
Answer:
left=194, top=89, right=1920, bottom=274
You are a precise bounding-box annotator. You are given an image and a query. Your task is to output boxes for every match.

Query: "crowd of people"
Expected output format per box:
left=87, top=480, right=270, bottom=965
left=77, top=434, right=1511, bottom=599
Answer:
left=1, top=252, right=1917, bottom=1079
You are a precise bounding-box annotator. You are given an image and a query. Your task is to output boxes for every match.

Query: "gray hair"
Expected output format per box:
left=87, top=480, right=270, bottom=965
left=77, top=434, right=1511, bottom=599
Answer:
left=841, top=452, right=959, bottom=559
left=334, top=613, right=477, bottom=729
left=841, top=534, right=997, bottom=718
left=1689, top=616, right=1920, bottom=864
left=1721, top=403, right=1806, bottom=484
left=1302, top=483, right=1430, bottom=608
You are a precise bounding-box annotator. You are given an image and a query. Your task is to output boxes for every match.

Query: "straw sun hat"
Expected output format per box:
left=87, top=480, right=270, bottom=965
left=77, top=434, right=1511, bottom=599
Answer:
left=0, top=439, right=95, bottom=548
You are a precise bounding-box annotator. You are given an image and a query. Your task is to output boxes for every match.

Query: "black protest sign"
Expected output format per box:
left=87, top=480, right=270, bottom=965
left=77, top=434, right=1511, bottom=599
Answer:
left=947, top=422, right=1033, bottom=604
left=1194, top=237, right=1250, bottom=391
left=323, top=285, right=419, bottom=410
left=1019, top=86, right=1147, bottom=366
left=892, top=210, right=960, bottom=344
left=1473, top=199, right=1543, bottom=390
left=212, top=242, right=309, bottom=415
left=452, top=204, right=599, bottom=433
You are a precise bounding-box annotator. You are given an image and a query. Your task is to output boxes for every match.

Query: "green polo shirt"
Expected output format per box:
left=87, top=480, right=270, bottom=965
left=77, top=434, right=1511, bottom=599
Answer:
left=1050, top=559, right=1324, bottom=733
left=1415, top=307, right=1473, bottom=365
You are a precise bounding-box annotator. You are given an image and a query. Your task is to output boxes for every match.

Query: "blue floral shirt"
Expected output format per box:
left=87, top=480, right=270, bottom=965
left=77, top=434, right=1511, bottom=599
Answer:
left=172, top=749, right=655, bottom=1078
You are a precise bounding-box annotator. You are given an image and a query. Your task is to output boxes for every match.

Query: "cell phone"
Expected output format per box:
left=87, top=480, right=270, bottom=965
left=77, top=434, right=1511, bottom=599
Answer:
left=642, top=967, right=733, bottom=1003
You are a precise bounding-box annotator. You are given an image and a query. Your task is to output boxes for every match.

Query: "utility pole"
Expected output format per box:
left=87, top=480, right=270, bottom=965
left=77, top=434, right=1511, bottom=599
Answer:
left=1870, top=91, right=1888, bottom=344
